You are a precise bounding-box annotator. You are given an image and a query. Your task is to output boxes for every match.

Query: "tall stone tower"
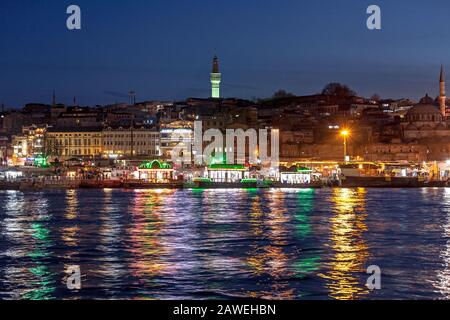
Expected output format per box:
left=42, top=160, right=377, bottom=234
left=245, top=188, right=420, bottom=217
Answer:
left=210, top=55, right=221, bottom=98
left=440, top=65, right=446, bottom=117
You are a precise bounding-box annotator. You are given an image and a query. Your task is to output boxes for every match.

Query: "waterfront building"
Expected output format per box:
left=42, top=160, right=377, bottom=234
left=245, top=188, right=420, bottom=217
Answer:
left=45, top=127, right=103, bottom=160
left=159, top=120, right=194, bottom=162
left=11, top=125, right=47, bottom=165
left=102, top=126, right=160, bottom=158
left=363, top=142, right=427, bottom=162
left=210, top=55, right=221, bottom=98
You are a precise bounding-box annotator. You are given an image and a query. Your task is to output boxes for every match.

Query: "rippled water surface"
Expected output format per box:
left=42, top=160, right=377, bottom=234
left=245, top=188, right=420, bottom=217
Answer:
left=1, top=188, right=450, bottom=300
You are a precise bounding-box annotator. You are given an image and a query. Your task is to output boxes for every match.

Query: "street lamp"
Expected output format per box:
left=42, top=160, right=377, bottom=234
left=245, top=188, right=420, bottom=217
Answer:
left=340, top=130, right=350, bottom=162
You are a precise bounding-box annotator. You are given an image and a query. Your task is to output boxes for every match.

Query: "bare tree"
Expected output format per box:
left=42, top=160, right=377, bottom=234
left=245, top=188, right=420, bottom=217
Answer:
left=322, top=83, right=356, bottom=97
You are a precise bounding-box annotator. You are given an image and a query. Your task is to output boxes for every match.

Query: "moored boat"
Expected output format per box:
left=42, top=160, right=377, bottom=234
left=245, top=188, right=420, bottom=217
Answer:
left=188, top=177, right=259, bottom=189
left=340, top=175, right=426, bottom=188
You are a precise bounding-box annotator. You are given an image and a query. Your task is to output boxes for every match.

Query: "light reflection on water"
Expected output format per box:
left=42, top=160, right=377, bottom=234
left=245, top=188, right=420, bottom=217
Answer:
left=0, top=188, right=449, bottom=300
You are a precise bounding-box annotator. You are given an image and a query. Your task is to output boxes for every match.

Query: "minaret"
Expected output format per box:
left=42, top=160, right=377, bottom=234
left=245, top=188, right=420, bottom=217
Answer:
left=210, top=55, right=221, bottom=98
left=440, top=65, right=446, bottom=117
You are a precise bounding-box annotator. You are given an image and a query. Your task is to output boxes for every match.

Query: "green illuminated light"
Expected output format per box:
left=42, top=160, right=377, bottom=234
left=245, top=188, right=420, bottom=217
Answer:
left=139, top=160, right=172, bottom=170
left=34, top=155, right=50, bottom=168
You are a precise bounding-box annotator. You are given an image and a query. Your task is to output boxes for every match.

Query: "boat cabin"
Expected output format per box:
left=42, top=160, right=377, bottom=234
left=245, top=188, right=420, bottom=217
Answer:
left=205, top=164, right=250, bottom=183
left=279, top=167, right=313, bottom=185
left=136, top=160, right=174, bottom=182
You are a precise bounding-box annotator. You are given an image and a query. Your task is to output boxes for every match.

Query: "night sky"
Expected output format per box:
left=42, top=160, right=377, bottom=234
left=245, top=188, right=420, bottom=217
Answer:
left=1, top=0, right=450, bottom=107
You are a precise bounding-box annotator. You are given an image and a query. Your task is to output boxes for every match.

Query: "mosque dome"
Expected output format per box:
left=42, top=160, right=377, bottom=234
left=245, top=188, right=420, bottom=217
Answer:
left=419, top=94, right=435, bottom=105
left=406, top=103, right=442, bottom=123
left=407, top=104, right=441, bottom=115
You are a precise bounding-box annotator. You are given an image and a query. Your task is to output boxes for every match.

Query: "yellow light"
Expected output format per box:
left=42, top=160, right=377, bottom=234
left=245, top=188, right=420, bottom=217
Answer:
left=340, top=130, right=349, bottom=137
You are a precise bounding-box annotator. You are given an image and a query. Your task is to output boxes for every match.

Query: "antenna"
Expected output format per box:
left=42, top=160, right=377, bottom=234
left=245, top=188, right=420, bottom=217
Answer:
left=129, top=90, right=136, bottom=105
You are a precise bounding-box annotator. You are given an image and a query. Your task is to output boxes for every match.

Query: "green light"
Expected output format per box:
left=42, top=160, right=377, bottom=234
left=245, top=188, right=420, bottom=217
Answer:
left=240, top=178, right=257, bottom=183
left=210, top=153, right=226, bottom=165
left=296, top=167, right=312, bottom=173
left=139, top=160, right=172, bottom=170
left=31, top=223, right=50, bottom=240
left=34, top=155, right=50, bottom=168
left=293, top=256, right=320, bottom=278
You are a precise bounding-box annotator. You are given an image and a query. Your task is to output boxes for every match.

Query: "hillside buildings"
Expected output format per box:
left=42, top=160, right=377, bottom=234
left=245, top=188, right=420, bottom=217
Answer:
left=2, top=58, right=450, bottom=165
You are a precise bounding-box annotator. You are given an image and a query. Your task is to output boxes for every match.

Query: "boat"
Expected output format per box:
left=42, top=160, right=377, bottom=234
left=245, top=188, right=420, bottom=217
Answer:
left=270, top=181, right=323, bottom=188
left=271, top=166, right=324, bottom=188
left=187, top=177, right=259, bottom=189
left=340, top=175, right=426, bottom=188
left=338, top=162, right=431, bottom=188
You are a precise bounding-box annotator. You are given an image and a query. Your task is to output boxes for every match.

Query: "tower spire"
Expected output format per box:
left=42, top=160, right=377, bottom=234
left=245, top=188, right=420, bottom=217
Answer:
left=440, top=65, right=446, bottom=117
left=212, top=55, right=220, bottom=73
left=210, top=55, right=221, bottom=98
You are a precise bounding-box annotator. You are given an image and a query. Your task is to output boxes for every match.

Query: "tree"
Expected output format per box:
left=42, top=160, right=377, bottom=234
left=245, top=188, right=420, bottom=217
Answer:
left=370, top=94, right=381, bottom=101
left=321, top=83, right=356, bottom=97
left=273, top=89, right=294, bottom=98
left=43, top=139, right=63, bottom=158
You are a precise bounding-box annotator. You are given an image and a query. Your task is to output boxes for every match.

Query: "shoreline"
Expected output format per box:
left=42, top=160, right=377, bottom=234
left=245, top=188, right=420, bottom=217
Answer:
left=0, top=183, right=448, bottom=191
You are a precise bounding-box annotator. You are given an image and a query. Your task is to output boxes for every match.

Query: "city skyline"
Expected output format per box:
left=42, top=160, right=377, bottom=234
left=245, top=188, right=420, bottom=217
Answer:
left=3, top=1, right=450, bottom=304
left=2, top=0, right=450, bottom=106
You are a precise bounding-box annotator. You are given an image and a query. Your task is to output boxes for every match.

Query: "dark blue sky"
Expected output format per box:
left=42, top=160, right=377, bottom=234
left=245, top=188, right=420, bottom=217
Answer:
left=1, top=0, right=450, bottom=107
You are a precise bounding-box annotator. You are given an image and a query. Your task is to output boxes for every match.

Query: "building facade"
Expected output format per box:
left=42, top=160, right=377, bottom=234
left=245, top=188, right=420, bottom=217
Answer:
left=45, top=127, right=103, bottom=160
left=102, top=126, right=160, bottom=157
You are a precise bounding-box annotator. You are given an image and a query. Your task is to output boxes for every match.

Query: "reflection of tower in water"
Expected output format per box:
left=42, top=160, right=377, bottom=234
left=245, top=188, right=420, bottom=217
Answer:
left=320, top=188, right=370, bottom=300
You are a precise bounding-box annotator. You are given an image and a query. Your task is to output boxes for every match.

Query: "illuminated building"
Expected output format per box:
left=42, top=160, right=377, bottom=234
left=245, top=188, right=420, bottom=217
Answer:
left=210, top=55, right=221, bottom=98
left=11, top=125, right=47, bottom=164
left=102, top=126, right=160, bottom=158
left=159, top=120, right=193, bottom=161
left=45, top=127, right=102, bottom=160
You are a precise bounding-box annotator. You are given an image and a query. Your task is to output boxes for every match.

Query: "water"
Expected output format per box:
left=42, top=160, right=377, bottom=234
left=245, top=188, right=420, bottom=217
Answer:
left=0, top=188, right=449, bottom=300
